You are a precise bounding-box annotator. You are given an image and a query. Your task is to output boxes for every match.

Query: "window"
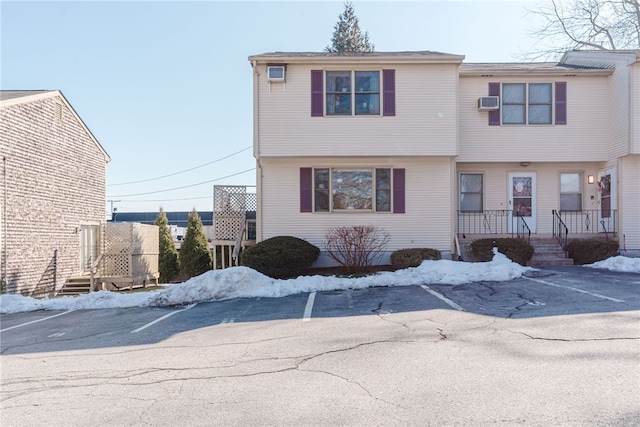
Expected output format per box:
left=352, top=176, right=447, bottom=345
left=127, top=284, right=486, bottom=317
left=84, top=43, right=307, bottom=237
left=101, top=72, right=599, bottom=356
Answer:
left=301, top=168, right=400, bottom=213
left=326, top=71, right=380, bottom=116
left=560, top=173, right=582, bottom=211
left=312, top=70, right=394, bottom=117
left=499, top=83, right=554, bottom=125
left=460, top=174, right=483, bottom=212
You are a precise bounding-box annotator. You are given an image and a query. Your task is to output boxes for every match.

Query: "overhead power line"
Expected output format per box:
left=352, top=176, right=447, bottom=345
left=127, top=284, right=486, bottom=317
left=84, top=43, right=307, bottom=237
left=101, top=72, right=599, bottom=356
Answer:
left=108, top=145, right=252, bottom=186
left=108, top=168, right=255, bottom=198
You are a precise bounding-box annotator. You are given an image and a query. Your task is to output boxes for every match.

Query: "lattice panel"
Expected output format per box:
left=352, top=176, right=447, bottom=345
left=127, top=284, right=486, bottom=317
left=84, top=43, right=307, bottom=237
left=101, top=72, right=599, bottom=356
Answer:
left=101, top=254, right=131, bottom=277
left=214, top=186, right=247, bottom=240
left=103, top=223, right=132, bottom=254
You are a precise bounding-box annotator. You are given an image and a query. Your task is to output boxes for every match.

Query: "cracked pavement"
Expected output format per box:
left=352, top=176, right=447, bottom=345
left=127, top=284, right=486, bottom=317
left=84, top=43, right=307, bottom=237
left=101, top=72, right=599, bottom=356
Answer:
left=1, top=267, right=639, bottom=426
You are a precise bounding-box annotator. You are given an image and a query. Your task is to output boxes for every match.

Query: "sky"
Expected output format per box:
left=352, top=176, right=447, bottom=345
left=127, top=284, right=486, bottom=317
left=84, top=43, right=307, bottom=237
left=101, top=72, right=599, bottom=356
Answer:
left=1, top=251, right=638, bottom=314
left=1, top=0, right=544, bottom=215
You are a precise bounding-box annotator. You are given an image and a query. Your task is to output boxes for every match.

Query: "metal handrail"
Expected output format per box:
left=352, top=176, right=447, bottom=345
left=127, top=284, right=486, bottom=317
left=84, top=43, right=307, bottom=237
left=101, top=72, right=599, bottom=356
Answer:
left=552, top=210, right=569, bottom=250
left=516, top=216, right=531, bottom=243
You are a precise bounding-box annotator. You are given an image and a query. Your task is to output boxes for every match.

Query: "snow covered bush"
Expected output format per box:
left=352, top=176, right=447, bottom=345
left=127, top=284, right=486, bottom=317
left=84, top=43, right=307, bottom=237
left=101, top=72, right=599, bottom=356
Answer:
left=239, top=236, right=320, bottom=279
left=471, top=238, right=533, bottom=266
left=391, top=248, right=442, bottom=268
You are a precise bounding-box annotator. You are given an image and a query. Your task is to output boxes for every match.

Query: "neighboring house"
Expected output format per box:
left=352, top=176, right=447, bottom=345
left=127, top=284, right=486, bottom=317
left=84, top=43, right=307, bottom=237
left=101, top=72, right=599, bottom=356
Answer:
left=248, top=50, right=639, bottom=265
left=0, top=90, right=111, bottom=295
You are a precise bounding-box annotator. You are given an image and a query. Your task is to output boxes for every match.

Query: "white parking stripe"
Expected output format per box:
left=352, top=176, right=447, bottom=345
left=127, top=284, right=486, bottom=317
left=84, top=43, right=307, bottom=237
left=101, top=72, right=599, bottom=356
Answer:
left=420, top=285, right=466, bottom=311
left=130, top=303, right=197, bottom=333
left=523, top=277, right=625, bottom=303
left=1, top=310, right=74, bottom=332
left=303, top=292, right=316, bottom=322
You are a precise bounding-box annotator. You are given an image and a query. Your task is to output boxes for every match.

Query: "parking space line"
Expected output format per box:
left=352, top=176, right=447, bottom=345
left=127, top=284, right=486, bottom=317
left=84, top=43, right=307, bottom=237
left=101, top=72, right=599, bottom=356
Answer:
left=303, top=292, right=316, bottom=322
left=420, top=285, right=466, bottom=311
left=130, top=303, right=197, bottom=333
left=523, top=277, right=625, bottom=303
left=1, top=310, right=74, bottom=332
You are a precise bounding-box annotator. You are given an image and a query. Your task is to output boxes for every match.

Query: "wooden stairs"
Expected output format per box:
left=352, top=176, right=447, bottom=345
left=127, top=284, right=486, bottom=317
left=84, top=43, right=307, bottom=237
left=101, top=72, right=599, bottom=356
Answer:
left=57, top=276, right=93, bottom=296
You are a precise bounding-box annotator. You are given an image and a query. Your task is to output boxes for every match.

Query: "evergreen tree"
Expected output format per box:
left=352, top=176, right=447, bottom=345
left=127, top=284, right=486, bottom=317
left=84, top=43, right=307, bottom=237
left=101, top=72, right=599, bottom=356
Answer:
left=179, top=209, right=212, bottom=278
left=325, top=1, right=374, bottom=53
left=154, top=208, right=180, bottom=283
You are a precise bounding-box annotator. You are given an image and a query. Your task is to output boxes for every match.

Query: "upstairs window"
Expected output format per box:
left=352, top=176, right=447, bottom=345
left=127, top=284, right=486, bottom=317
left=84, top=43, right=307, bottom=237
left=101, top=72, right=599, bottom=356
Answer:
left=490, top=82, right=564, bottom=126
left=312, top=69, right=395, bottom=117
left=326, top=71, right=380, bottom=116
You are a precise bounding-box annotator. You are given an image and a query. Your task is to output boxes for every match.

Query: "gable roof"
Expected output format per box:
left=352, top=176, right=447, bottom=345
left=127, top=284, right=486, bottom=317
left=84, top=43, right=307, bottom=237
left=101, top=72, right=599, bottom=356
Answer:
left=0, top=90, right=110, bottom=162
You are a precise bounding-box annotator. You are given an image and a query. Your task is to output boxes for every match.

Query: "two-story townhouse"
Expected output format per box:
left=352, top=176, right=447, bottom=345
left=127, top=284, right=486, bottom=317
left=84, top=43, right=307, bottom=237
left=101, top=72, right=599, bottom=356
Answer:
left=249, top=52, right=465, bottom=265
left=249, top=50, right=639, bottom=266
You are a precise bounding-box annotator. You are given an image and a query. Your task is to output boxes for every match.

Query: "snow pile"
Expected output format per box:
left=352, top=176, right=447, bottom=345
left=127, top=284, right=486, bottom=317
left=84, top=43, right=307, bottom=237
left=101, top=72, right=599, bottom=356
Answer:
left=585, top=255, right=640, bottom=273
left=1, top=249, right=531, bottom=314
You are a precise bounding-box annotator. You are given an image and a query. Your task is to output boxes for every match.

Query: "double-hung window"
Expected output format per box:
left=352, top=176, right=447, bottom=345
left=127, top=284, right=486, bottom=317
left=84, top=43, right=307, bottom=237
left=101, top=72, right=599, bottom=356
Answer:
left=560, top=173, right=582, bottom=211
left=460, top=174, right=483, bottom=212
left=502, top=83, right=552, bottom=125
left=326, top=71, right=380, bottom=116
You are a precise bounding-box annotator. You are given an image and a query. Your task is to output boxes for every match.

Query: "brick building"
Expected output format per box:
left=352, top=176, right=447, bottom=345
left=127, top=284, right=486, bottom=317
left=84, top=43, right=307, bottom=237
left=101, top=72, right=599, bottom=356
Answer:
left=0, top=90, right=110, bottom=295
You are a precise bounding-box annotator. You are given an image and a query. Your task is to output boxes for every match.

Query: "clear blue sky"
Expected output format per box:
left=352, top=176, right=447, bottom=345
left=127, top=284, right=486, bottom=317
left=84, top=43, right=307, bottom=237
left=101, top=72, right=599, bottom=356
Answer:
left=1, top=0, right=540, bottom=214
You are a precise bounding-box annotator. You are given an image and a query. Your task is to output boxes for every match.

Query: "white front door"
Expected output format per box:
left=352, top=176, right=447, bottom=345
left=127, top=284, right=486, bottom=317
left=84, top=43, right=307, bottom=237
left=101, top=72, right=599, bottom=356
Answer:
left=80, top=225, right=99, bottom=271
left=598, top=168, right=616, bottom=233
left=508, top=172, right=536, bottom=233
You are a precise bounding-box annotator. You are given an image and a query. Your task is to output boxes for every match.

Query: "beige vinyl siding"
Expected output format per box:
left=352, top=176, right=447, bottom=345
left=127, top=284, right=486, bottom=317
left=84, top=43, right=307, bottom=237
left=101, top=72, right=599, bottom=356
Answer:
left=456, top=162, right=601, bottom=235
left=618, top=155, right=640, bottom=250
left=458, top=76, right=609, bottom=162
left=256, top=63, right=458, bottom=157
left=259, top=157, right=454, bottom=257
left=632, top=62, right=640, bottom=154
left=607, top=59, right=631, bottom=159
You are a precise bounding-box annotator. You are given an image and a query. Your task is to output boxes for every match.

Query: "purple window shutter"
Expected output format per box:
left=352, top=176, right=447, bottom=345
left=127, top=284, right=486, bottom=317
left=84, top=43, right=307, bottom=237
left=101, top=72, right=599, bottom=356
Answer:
left=300, top=168, right=313, bottom=212
left=383, top=69, right=396, bottom=116
left=311, top=70, right=323, bottom=117
left=393, top=168, right=405, bottom=214
left=555, top=82, right=567, bottom=125
left=488, top=82, right=500, bottom=126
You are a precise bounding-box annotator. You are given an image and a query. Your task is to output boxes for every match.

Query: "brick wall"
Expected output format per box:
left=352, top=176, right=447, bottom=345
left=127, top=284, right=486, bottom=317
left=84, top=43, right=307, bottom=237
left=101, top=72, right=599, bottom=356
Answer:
left=0, top=94, right=107, bottom=295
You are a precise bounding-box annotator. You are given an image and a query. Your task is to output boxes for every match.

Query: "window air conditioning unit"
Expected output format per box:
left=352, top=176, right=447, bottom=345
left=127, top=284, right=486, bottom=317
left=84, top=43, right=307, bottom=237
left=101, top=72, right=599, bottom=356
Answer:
left=478, top=96, right=499, bottom=110
left=267, top=66, right=285, bottom=82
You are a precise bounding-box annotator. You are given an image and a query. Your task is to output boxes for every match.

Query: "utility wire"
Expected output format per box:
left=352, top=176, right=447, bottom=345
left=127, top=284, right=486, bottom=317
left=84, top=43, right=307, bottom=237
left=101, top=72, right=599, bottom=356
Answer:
left=108, top=168, right=255, bottom=197
left=108, top=145, right=252, bottom=186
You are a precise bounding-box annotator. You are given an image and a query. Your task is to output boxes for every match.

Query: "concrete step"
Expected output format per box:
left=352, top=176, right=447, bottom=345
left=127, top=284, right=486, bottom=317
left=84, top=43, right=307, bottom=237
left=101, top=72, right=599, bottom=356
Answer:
left=528, top=257, right=574, bottom=267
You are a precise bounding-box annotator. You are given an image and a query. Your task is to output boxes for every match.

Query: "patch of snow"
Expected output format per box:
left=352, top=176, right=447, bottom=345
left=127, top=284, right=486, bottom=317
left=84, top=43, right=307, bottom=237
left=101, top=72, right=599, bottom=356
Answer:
left=584, top=256, right=640, bottom=273
left=0, top=249, right=532, bottom=314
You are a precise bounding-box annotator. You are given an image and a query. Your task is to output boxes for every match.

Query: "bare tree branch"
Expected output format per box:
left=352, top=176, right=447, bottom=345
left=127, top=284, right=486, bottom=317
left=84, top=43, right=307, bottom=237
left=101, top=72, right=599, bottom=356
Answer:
left=521, top=0, right=639, bottom=61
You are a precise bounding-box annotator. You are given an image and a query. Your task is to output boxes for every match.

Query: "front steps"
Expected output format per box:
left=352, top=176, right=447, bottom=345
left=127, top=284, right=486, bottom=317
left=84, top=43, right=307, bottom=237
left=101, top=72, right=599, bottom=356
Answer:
left=57, top=276, right=93, bottom=296
left=527, top=238, right=574, bottom=267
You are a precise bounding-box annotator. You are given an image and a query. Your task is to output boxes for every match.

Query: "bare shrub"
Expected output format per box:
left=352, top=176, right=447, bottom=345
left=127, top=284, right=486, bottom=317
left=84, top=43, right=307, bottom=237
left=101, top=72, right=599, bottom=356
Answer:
left=324, top=225, right=390, bottom=273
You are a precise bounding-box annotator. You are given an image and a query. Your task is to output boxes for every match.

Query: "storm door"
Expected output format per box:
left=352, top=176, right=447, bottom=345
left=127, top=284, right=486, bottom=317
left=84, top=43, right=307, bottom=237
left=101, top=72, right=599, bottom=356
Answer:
left=508, top=172, right=536, bottom=233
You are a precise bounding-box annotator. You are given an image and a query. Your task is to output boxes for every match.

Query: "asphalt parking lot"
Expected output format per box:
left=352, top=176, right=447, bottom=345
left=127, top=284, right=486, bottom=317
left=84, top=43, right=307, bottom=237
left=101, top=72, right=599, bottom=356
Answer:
left=1, top=266, right=639, bottom=426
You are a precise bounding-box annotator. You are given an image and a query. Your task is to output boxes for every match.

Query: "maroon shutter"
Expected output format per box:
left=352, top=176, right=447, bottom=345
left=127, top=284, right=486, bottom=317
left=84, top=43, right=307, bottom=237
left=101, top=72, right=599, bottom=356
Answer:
left=555, top=81, right=567, bottom=125
left=392, top=168, right=405, bottom=213
left=488, top=82, right=500, bottom=126
left=311, top=70, right=323, bottom=117
left=383, top=69, right=396, bottom=116
left=300, top=168, right=313, bottom=212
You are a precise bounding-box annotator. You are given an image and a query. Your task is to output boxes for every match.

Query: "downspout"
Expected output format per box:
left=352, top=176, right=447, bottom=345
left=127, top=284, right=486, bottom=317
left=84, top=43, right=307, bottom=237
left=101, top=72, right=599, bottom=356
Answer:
left=252, top=59, right=262, bottom=243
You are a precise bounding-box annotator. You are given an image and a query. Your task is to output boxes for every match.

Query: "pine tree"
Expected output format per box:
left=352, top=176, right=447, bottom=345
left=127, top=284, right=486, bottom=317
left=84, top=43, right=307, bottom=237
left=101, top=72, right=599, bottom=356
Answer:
left=179, top=209, right=212, bottom=278
left=154, top=208, right=180, bottom=283
left=325, top=1, right=374, bottom=53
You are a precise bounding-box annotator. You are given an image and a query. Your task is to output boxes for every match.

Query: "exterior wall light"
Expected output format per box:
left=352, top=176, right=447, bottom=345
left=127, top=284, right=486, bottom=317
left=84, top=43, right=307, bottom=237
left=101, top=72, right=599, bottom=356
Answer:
left=519, top=162, right=531, bottom=168
left=588, top=175, right=595, bottom=184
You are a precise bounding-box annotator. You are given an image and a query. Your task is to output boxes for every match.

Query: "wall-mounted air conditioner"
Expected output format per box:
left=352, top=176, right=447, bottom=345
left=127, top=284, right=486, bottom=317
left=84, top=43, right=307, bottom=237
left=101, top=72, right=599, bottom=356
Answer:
left=267, top=66, right=285, bottom=82
left=478, top=96, right=499, bottom=110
